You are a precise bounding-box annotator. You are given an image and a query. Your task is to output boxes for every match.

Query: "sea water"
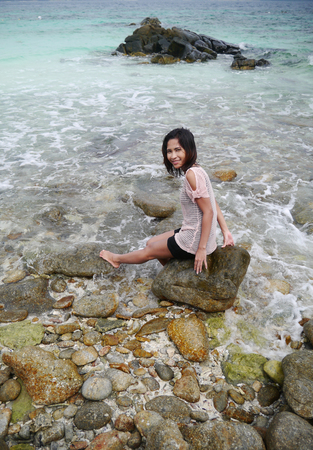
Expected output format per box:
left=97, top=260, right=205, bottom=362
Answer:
left=1, top=0, right=313, bottom=359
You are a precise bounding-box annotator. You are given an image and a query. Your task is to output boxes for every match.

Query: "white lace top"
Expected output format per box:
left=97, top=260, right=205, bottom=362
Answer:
left=175, top=166, right=217, bottom=255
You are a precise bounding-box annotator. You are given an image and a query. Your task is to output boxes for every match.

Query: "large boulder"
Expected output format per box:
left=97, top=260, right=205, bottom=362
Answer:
left=282, top=350, right=313, bottom=418
left=266, top=411, right=313, bottom=450
left=26, top=243, right=113, bottom=277
left=181, top=420, right=265, bottom=449
left=2, top=346, right=83, bottom=405
left=152, top=246, right=250, bottom=312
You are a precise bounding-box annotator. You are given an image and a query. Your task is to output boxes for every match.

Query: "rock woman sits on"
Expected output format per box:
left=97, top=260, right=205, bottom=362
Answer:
left=100, top=127, right=234, bottom=274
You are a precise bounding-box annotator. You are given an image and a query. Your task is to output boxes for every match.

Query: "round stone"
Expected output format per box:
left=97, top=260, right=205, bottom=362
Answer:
left=0, top=379, right=21, bottom=402
left=50, top=278, right=67, bottom=293
left=258, top=385, right=281, bottom=407
left=81, top=377, right=112, bottom=401
left=142, top=377, right=160, bottom=391
left=74, top=402, right=112, bottom=430
left=154, top=362, right=174, bottom=381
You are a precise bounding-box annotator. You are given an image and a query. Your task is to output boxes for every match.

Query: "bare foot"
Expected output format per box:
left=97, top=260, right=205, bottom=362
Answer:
left=99, top=250, right=120, bottom=268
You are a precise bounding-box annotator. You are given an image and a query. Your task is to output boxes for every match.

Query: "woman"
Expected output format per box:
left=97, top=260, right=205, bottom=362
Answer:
left=100, top=128, right=234, bottom=273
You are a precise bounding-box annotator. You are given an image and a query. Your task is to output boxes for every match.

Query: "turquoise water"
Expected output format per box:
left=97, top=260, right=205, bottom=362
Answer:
left=1, top=0, right=313, bottom=358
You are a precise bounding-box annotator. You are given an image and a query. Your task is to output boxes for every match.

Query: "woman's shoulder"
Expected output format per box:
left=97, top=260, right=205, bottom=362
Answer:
left=186, top=165, right=209, bottom=177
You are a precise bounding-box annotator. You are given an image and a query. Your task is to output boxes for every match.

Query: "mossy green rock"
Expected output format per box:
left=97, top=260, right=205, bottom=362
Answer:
left=222, top=345, right=269, bottom=385
left=0, top=320, right=44, bottom=349
left=206, top=313, right=231, bottom=348
left=263, top=360, right=284, bottom=385
left=10, top=445, right=35, bottom=450
left=11, top=379, right=35, bottom=424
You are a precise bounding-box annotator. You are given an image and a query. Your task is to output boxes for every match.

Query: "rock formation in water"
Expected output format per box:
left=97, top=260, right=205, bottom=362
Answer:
left=113, top=17, right=269, bottom=69
left=152, top=245, right=250, bottom=312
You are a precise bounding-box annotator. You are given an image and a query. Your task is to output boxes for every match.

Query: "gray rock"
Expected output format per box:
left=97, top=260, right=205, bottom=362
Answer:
left=19, top=423, right=31, bottom=439
left=50, top=277, right=67, bottom=293
left=105, top=368, right=136, bottom=392
left=152, top=246, right=250, bottom=312
left=181, top=421, right=265, bottom=449
left=63, top=404, right=78, bottom=419
left=142, top=377, right=160, bottom=391
left=73, top=293, right=118, bottom=318
left=0, top=368, right=10, bottom=386
left=134, top=411, right=164, bottom=437
left=190, top=410, right=209, bottom=422
left=0, top=408, right=11, bottom=439
left=33, top=412, right=53, bottom=432
left=145, top=418, right=189, bottom=449
left=81, top=376, right=113, bottom=400
left=303, top=319, right=313, bottom=345
left=213, top=390, right=228, bottom=412
left=154, top=362, right=174, bottom=381
left=145, top=395, right=191, bottom=424
left=96, top=318, right=127, bottom=332
left=133, top=192, right=176, bottom=218
left=266, top=411, right=313, bottom=450
left=34, top=422, right=64, bottom=446
left=282, top=350, right=313, bottom=418
left=27, top=242, right=113, bottom=277
left=0, top=278, right=54, bottom=314
left=74, top=401, right=112, bottom=430
left=64, top=423, right=74, bottom=442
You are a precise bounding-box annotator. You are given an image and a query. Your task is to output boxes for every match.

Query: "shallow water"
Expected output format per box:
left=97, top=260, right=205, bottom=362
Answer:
left=1, top=0, right=313, bottom=359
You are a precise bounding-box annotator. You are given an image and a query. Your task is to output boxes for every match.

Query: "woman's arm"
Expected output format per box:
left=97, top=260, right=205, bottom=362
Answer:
left=215, top=201, right=234, bottom=247
left=195, top=196, right=213, bottom=274
left=186, top=170, right=213, bottom=274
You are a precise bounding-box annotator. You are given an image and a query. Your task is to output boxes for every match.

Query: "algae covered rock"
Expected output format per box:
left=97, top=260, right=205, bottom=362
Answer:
left=222, top=345, right=269, bottom=385
left=11, top=379, right=35, bottom=424
left=263, top=360, right=284, bottom=385
left=206, top=313, right=231, bottom=348
left=0, top=320, right=44, bottom=350
left=152, top=246, right=250, bottom=312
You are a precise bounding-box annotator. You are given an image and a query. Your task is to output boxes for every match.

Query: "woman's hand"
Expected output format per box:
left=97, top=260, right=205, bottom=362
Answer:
left=222, top=230, right=234, bottom=247
left=194, top=248, right=207, bottom=274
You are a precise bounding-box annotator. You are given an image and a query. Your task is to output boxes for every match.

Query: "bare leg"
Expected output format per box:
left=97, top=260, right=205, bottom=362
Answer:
left=100, top=230, right=175, bottom=268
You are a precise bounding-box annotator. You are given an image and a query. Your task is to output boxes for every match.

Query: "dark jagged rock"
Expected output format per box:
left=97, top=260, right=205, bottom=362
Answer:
left=114, top=17, right=240, bottom=64
left=151, top=246, right=250, bottom=312
left=231, top=55, right=270, bottom=70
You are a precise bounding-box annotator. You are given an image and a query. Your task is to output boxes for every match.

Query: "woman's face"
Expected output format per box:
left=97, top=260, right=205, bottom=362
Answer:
left=166, top=138, right=187, bottom=170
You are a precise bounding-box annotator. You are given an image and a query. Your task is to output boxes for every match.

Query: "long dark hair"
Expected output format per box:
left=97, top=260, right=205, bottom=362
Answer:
left=162, top=128, right=197, bottom=176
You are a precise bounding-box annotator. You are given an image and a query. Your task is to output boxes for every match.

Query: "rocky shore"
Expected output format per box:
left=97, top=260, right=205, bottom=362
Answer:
left=0, top=193, right=312, bottom=450
left=113, top=17, right=270, bottom=70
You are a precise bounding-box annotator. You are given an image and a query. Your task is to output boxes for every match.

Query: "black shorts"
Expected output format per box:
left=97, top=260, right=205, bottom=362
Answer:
left=167, top=228, right=195, bottom=260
